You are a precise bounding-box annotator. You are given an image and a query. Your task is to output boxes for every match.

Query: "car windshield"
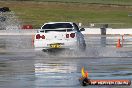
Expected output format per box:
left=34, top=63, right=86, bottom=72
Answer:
left=42, top=23, right=73, bottom=29
left=41, top=23, right=73, bottom=33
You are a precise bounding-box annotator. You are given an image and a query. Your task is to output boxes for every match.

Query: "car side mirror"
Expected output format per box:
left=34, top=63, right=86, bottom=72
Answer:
left=80, top=28, right=85, bottom=31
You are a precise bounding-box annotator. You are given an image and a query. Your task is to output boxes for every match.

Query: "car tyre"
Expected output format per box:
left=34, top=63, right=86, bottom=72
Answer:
left=78, top=42, right=86, bottom=52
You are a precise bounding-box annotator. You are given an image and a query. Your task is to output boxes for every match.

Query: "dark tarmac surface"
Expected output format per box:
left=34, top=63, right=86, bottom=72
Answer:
left=0, top=35, right=132, bottom=88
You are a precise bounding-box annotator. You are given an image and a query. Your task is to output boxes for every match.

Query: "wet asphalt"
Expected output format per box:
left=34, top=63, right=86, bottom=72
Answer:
left=0, top=35, right=132, bottom=88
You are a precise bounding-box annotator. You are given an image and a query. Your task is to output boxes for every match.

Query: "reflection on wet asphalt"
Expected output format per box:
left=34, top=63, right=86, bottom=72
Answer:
left=0, top=35, right=132, bottom=88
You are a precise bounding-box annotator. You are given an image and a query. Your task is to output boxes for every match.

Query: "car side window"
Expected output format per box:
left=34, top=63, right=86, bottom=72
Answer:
left=73, top=23, right=80, bottom=32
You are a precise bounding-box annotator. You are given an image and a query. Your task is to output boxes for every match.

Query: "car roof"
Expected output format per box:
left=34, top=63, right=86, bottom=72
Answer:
left=44, top=22, right=74, bottom=24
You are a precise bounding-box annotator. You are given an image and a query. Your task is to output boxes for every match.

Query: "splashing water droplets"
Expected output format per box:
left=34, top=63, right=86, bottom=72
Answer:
left=0, top=11, right=21, bottom=31
left=0, top=11, right=33, bottom=51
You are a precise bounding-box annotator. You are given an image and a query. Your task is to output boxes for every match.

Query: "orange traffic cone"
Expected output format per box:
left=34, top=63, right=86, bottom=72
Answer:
left=116, top=38, right=121, bottom=48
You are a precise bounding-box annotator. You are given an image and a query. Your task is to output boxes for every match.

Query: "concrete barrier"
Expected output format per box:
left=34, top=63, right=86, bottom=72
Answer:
left=106, top=28, right=132, bottom=35
left=0, top=29, right=37, bottom=35
left=81, top=28, right=101, bottom=34
left=82, top=28, right=132, bottom=35
left=1, top=28, right=132, bottom=35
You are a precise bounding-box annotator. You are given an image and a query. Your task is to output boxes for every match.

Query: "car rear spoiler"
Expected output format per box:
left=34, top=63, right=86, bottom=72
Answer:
left=38, top=28, right=73, bottom=33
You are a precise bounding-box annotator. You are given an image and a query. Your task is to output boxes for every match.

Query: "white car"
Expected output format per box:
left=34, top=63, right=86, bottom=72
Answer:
left=34, top=22, right=86, bottom=51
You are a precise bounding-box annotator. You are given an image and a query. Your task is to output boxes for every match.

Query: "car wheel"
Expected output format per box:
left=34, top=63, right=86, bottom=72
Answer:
left=78, top=42, right=86, bottom=52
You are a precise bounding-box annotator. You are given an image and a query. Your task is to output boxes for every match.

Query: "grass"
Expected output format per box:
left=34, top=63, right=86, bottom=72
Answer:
left=35, top=0, right=132, bottom=6
left=3, top=0, right=132, bottom=6
left=0, top=1, right=132, bottom=28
